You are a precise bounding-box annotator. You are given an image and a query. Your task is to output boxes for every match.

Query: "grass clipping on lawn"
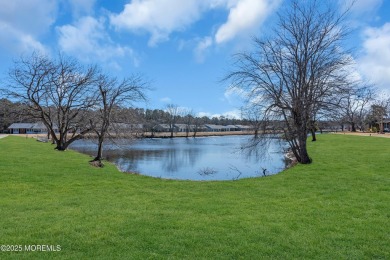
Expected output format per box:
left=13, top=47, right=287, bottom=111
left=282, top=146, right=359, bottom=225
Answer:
left=0, top=134, right=389, bottom=259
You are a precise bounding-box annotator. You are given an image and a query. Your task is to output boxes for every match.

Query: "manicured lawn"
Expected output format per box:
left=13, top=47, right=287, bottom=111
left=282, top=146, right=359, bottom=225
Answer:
left=0, top=134, right=389, bottom=259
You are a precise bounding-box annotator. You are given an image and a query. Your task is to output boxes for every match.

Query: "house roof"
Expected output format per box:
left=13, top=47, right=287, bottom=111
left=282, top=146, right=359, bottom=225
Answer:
left=174, top=124, right=189, bottom=128
left=31, top=122, right=47, bottom=129
left=8, top=123, right=34, bottom=129
left=154, top=124, right=172, bottom=129
left=8, top=122, right=51, bottom=130
left=204, top=124, right=223, bottom=129
left=235, top=125, right=252, bottom=129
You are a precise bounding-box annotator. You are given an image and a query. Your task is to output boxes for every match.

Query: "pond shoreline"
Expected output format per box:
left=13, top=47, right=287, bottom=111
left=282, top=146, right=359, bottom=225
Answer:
left=70, top=135, right=288, bottom=181
left=21, top=130, right=255, bottom=139
left=140, top=130, right=255, bottom=138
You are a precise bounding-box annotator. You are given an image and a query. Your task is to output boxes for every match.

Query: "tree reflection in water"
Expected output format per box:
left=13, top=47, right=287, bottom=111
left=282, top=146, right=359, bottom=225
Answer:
left=70, top=136, right=288, bottom=180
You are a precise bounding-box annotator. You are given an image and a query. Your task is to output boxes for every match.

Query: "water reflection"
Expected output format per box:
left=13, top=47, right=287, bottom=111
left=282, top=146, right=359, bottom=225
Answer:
left=70, top=136, right=288, bottom=181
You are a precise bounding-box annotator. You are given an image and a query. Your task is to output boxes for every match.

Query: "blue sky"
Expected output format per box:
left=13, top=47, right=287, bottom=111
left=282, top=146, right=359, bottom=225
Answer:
left=0, top=0, right=390, bottom=118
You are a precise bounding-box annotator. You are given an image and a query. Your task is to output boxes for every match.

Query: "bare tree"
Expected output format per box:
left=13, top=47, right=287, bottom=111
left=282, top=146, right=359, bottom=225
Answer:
left=370, top=97, right=390, bottom=133
left=90, top=74, right=148, bottom=163
left=338, top=86, right=374, bottom=132
left=241, top=105, right=265, bottom=138
left=165, top=104, right=180, bottom=138
left=192, top=116, right=204, bottom=137
left=225, top=0, right=354, bottom=164
left=4, top=52, right=99, bottom=150
left=182, top=109, right=194, bottom=137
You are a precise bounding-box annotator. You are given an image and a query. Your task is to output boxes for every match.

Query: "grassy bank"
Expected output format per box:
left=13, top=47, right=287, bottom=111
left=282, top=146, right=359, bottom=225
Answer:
left=0, top=135, right=389, bottom=259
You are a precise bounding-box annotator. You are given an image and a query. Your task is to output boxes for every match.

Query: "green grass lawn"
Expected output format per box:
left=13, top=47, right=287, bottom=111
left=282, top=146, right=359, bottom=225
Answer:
left=0, top=134, right=389, bottom=259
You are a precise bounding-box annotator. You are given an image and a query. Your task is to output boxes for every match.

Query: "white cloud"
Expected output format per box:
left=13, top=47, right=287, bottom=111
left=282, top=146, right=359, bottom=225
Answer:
left=110, top=0, right=203, bottom=46
left=160, top=97, right=172, bottom=103
left=110, top=0, right=279, bottom=48
left=340, top=0, right=382, bottom=16
left=215, top=0, right=280, bottom=44
left=359, top=23, right=390, bottom=90
left=57, top=16, right=138, bottom=67
left=194, top=36, right=213, bottom=63
left=0, top=0, right=57, bottom=35
left=197, top=109, right=241, bottom=119
left=0, top=0, right=56, bottom=54
left=68, top=0, right=96, bottom=18
left=338, top=0, right=383, bottom=29
left=222, top=109, right=242, bottom=119
left=0, top=22, right=47, bottom=54
left=224, top=86, right=247, bottom=103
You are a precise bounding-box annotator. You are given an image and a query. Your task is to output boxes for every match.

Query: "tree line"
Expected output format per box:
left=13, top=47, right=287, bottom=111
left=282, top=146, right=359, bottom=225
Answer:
left=0, top=98, right=252, bottom=135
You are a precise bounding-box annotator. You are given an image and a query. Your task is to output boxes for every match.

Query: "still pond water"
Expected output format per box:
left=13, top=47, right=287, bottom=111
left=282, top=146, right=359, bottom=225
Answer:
left=70, top=135, right=288, bottom=181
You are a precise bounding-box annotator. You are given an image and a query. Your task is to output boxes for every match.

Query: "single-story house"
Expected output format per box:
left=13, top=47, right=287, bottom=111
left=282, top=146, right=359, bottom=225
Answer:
left=153, top=124, right=177, bottom=132
left=111, top=123, right=144, bottom=132
left=8, top=122, right=53, bottom=134
left=381, top=118, right=390, bottom=132
left=174, top=124, right=193, bottom=132
left=204, top=124, right=227, bottom=132
left=224, top=125, right=240, bottom=131
left=235, top=125, right=254, bottom=131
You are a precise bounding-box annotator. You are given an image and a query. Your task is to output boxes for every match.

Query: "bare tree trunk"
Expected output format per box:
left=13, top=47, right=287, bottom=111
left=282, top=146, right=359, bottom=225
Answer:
left=170, top=125, right=174, bottom=138
left=351, top=122, right=356, bottom=132
left=299, top=138, right=311, bottom=164
left=311, top=128, right=317, bottom=142
left=94, top=136, right=104, bottom=162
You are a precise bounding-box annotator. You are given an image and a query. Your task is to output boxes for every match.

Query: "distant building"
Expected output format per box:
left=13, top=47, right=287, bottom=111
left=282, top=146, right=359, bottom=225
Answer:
left=235, top=125, right=254, bottom=131
left=153, top=124, right=176, bottom=132
left=224, top=125, right=240, bottom=131
left=204, top=124, right=228, bottom=132
left=8, top=122, right=57, bottom=134
left=381, top=118, right=390, bottom=132
left=174, top=124, right=193, bottom=132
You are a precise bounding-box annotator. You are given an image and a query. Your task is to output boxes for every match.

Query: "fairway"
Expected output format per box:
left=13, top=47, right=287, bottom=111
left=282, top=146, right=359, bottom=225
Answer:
left=0, top=134, right=389, bottom=259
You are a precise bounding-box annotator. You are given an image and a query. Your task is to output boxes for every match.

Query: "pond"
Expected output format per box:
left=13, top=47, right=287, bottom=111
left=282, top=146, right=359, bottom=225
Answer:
left=70, top=135, right=289, bottom=181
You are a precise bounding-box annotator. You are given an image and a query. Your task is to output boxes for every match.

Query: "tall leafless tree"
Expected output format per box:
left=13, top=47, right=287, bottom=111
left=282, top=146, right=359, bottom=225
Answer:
left=225, top=0, right=354, bottom=164
left=182, top=109, right=194, bottom=137
left=192, top=116, right=204, bottom=137
left=90, top=74, right=148, bottom=163
left=338, top=86, right=374, bottom=132
left=4, top=52, right=99, bottom=150
left=241, top=105, right=265, bottom=138
left=370, top=96, right=390, bottom=133
left=165, top=104, right=180, bottom=138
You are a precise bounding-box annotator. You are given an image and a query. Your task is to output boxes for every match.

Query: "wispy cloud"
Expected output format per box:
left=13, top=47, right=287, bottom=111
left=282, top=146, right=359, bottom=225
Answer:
left=160, top=97, right=172, bottom=103
left=215, top=0, right=280, bottom=44
left=194, top=36, right=213, bottom=63
left=57, top=16, right=138, bottom=68
left=197, top=109, right=242, bottom=119
left=359, top=23, right=390, bottom=92
left=110, top=0, right=203, bottom=46
left=340, top=0, right=383, bottom=17
left=67, top=0, right=96, bottom=18
left=110, top=0, right=280, bottom=49
left=0, top=0, right=56, bottom=54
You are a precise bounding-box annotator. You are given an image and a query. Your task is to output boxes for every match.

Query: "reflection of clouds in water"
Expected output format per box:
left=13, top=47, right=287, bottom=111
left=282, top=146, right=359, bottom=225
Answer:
left=70, top=136, right=287, bottom=180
